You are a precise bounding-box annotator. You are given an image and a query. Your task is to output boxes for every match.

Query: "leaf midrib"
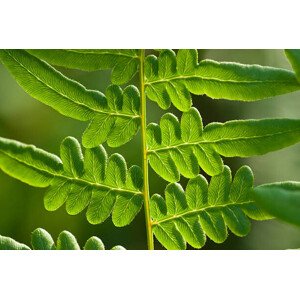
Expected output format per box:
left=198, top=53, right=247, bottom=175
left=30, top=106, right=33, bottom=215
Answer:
left=147, top=128, right=300, bottom=153
left=145, top=72, right=297, bottom=86
left=152, top=200, right=253, bottom=226
left=64, top=49, right=139, bottom=59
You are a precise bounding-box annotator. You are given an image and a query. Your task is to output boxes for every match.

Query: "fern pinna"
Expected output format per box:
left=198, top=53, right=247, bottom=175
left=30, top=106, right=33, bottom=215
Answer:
left=0, top=228, right=125, bottom=250
left=1, top=49, right=300, bottom=250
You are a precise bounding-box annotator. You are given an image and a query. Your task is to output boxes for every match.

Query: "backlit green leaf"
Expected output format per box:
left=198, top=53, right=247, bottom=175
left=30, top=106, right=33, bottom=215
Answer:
left=147, top=108, right=223, bottom=181
left=31, top=228, right=55, bottom=250
left=57, top=231, right=81, bottom=250
left=84, top=236, right=105, bottom=250
left=0, top=50, right=141, bottom=148
left=27, top=49, right=140, bottom=85
left=145, top=49, right=300, bottom=111
left=151, top=165, right=272, bottom=250
left=0, top=228, right=126, bottom=250
left=0, top=136, right=63, bottom=187
left=111, top=245, right=126, bottom=250
left=148, top=108, right=300, bottom=182
left=0, top=136, right=143, bottom=227
left=0, top=236, right=30, bottom=250
left=204, top=118, right=300, bottom=157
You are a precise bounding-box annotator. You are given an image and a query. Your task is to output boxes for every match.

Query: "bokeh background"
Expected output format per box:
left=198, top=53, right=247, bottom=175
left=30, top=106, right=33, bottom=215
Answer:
left=1, top=49, right=300, bottom=250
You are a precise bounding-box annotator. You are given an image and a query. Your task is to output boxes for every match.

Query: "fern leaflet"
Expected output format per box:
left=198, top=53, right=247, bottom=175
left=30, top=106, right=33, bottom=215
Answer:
left=151, top=166, right=272, bottom=250
left=145, top=49, right=300, bottom=111
left=0, top=49, right=141, bottom=148
left=0, top=136, right=143, bottom=226
left=27, top=49, right=140, bottom=85
left=148, top=107, right=300, bottom=182
left=0, top=228, right=125, bottom=250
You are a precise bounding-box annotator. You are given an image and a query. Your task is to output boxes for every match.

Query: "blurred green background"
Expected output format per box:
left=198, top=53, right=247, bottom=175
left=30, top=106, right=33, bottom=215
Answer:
left=1, top=49, right=300, bottom=250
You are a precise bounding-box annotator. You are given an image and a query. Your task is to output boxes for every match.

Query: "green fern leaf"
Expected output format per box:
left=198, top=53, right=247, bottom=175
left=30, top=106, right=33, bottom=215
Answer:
left=203, top=118, right=300, bottom=157
left=145, top=49, right=300, bottom=111
left=251, top=182, right=300, bottom=227
left=110, top=245, right=127, bottom=250
left=0, top=236, right=30, bottom=250
left=285, top=49, right=300, bottom=82
left=31, top=228, right=55, bottom=249
left=26, top=49, right=140, bottom=85
left=0, top=136, right=143, bottom=227
left=0, top=228, right=125, bottom=250
left=56, top=231, right=81, bottom=250
left=147, top=108, right=223, bottom=182
left=151, top=166, right=272, bottom=250
left=84, top=236, right=105, bottom=250
left=0, top=50, right=141, bottom=148
left=148, top=107, right=300, bottom=182
left=0, top=136, right=63, bottom=187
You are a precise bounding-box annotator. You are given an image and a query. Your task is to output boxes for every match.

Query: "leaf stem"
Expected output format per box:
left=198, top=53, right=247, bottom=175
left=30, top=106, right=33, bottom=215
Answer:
left=139, top=49, right=154, bottom=250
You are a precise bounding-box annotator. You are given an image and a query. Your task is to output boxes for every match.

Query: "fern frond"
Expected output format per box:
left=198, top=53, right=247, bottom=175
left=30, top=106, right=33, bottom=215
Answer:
left=27, top=49, right=140, bottom=85
left=285, top=49, right=300, bottom=82
left=0, top=50, right=141, bottom=148
left=151, top=165, right=272, bottom=250
left=0, top=228, right=126, bottom=250
left=0, top=136, right=143, bottom=226
left=145, top=49, right=300, bottom=111
left=147, top=107, right=300, bottom=182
